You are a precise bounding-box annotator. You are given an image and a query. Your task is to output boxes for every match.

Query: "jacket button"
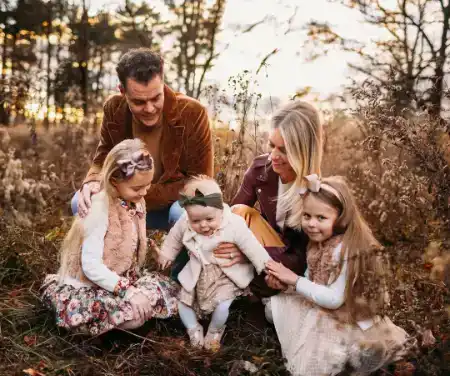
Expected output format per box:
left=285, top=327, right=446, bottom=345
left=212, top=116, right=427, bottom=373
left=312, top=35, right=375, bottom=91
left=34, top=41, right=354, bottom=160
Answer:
left=257, top=188, right=262, bottom=193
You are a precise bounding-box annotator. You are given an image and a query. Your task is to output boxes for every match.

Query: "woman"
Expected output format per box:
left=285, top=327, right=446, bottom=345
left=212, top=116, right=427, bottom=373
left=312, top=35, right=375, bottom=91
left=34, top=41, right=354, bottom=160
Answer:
left=217, top=100, right=324, bottom=297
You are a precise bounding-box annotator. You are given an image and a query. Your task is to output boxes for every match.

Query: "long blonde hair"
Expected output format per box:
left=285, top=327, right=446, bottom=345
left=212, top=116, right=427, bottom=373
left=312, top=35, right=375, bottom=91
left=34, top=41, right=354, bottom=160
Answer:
left=272, top=101, right=323, bottom=226
left=58, top=139, right=153, bottom=282
left=304, top=176, right=388, bottom=320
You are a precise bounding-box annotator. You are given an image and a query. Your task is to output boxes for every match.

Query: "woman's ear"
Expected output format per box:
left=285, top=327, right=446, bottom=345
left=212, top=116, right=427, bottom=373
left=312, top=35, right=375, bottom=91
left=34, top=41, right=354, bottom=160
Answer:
left=110, top=178, right=118, bottom=188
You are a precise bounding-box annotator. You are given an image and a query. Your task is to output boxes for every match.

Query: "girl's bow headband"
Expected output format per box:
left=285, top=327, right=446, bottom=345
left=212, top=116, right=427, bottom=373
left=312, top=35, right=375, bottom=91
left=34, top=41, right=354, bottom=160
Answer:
left=117, top=151, right=153, bottom=178
left=178, top=189, right=224, bottom=210
left=304, top=174, right=341, bottom=200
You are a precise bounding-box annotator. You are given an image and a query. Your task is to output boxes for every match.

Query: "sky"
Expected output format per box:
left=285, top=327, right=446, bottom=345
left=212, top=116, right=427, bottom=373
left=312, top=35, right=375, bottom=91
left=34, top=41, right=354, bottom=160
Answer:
left=85, top=0, right=400, bottom=125
left=89, top=0, right=393, bottom=97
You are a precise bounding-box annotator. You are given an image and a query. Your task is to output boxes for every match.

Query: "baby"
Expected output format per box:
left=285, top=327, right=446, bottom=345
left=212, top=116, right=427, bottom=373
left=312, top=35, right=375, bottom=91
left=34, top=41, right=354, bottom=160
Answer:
left=156, top=175, right=272, bottom=351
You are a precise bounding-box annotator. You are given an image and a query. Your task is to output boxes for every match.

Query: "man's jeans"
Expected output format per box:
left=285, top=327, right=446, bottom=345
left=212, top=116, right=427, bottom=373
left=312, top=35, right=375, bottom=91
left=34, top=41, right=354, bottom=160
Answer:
left=71, top=191, right=188, bottom=281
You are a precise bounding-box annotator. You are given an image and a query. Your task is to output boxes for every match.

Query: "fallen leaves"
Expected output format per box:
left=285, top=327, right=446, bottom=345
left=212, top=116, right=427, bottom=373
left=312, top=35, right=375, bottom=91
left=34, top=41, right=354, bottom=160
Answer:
left=23, top=335, right=37, bottom=347
left=393, top=360, right=416, bottom=376
left=22, top=369, right=45, bottom=376
left=421, top=329, right=436, bottom=347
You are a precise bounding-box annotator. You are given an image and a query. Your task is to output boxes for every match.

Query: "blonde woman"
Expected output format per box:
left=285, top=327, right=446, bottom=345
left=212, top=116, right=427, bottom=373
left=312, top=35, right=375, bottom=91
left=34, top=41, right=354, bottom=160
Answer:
left=221, top=100, right=323, bottom=297
left=41, top=139, right=179, bottom=335
left=265, top=175, right=413, bottom=375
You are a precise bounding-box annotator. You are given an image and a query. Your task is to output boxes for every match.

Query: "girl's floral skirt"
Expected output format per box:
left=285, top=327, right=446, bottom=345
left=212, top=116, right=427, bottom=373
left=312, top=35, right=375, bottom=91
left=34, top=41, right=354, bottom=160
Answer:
left=41, top=271, right=179, bottom=336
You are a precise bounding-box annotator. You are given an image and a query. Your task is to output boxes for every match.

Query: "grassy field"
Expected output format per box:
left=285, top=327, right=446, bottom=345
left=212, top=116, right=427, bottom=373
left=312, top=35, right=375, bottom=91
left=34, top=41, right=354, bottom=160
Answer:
left=0, top=125, right=448, bottom=376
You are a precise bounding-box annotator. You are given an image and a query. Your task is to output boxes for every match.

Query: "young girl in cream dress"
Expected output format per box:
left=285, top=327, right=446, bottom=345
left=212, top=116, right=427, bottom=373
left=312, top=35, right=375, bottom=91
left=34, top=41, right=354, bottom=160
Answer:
left=265, top=175, right=414, bottom=375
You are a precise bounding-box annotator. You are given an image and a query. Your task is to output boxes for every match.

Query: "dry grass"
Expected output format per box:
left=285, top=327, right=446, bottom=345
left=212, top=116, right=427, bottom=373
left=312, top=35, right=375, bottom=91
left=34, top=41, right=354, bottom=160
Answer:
left=0, top=123, right=448, bottom=376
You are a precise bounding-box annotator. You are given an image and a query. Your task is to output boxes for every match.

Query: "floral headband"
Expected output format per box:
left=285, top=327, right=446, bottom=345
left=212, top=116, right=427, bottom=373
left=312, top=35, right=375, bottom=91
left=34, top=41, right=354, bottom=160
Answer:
left=116, top=150, right=153, bottom=179
left=304, top=174, right=341, bottom=201
left=178, top=189, right=224, bottom=210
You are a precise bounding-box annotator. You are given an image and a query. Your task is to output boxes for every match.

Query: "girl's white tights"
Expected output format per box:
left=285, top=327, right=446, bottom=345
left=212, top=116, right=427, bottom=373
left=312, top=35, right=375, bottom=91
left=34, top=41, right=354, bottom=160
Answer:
left=178, top=299, right=234, bottom=329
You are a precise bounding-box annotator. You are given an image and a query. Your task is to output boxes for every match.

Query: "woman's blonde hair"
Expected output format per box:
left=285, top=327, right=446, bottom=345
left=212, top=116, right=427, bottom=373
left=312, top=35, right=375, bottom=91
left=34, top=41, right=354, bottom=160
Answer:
left=272, top=101, right=323, bottom=226
left=58, top=139, right=153, bottom=282
left=303, top=176, right=388, bottom=321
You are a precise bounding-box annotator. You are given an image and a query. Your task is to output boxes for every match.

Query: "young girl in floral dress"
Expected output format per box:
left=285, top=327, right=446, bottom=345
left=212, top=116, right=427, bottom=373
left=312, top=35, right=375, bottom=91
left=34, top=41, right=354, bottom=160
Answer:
left=265, top=174, right=414, bottom=376
left=41, top=139, right=179, bottom=335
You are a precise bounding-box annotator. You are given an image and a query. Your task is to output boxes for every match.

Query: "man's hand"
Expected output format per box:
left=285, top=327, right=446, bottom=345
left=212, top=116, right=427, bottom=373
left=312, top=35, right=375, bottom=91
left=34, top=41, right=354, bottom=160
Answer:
left=77, top=181, right=101, bottom=218
left=266, top=260, right=299, bottom=286
left=213, top=242, right=247, bottom=267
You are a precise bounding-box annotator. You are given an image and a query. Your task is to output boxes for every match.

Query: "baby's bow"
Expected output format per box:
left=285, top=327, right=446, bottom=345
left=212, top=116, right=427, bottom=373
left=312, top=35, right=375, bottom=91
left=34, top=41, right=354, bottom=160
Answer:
left=178, top=189, right=224, bottom=209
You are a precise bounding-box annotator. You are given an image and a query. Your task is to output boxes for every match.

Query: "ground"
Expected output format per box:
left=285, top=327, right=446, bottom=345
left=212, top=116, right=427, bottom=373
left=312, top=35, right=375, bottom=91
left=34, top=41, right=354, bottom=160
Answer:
left=0, top=127, right=448, bottom=376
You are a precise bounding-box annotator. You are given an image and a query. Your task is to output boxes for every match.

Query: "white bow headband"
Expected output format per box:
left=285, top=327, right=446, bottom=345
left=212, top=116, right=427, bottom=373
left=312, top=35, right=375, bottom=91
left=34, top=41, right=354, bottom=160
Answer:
left=304, top=174, right=341, bottom=200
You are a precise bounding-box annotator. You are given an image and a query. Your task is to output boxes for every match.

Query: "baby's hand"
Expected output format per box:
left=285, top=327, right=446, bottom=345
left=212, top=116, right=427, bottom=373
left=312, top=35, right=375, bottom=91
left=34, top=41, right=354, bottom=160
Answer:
left=149, top=239, right=172, bottom=270
left=149, top=239, right=161, bottom=253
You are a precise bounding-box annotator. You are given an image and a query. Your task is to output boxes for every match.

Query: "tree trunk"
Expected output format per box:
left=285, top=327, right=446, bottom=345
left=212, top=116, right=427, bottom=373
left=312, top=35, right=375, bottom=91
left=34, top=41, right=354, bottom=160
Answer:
left=44, top=5, right=53, bottom=130
left=0, top=33, right=9, bottom=125
left=79, top=3, right=89, bottom=116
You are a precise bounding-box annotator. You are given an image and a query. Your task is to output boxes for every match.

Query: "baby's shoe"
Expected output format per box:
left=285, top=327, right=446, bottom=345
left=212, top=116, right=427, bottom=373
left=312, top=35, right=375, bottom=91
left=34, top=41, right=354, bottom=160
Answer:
left=186, top=323, right=204, bottom=348
left=204, top=325, right=226, bottom=352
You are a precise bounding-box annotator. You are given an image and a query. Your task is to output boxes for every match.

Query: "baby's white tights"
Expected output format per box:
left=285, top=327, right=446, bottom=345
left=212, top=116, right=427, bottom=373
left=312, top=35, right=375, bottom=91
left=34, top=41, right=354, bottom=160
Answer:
left=178, top=299, right=234, bottom=329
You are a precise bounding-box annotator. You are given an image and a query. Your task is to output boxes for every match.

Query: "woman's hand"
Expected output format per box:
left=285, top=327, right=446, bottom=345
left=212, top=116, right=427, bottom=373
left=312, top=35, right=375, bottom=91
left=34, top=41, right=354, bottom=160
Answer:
left=265, top=274, right=288, bottom=291
left=266, top=260, right=299, bottom=286
left=213, top=242, right=247, bottom=267
left=126, top=287, right=153, bottom=321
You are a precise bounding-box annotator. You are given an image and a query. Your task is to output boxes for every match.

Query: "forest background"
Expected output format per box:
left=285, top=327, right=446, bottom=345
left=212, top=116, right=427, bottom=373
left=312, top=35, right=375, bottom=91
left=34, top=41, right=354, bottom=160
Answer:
left=0, top=1, right=449, bottom=375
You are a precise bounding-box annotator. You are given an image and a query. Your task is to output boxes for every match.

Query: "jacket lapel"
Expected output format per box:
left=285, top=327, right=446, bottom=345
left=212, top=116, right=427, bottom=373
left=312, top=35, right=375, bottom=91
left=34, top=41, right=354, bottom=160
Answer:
left=158, top=85, right=185, bottom=182
left=105, top=96, right=129, bottom=145
left=255, top=162, right=279, bottom=230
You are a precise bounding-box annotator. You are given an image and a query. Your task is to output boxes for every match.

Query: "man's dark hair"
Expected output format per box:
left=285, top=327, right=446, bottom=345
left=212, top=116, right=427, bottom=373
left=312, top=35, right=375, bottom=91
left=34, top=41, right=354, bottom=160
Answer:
left=116, top=48, right=164, bottom=89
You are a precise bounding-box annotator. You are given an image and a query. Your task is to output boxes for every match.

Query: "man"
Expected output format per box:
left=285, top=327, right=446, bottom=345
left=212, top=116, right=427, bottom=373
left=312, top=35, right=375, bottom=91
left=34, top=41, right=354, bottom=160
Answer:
left=72, top=48, right=213, bottom=230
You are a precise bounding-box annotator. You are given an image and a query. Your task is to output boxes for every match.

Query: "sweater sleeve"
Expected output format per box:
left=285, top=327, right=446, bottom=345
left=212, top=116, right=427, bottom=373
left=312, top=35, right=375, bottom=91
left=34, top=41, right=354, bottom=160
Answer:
left=82, top=98, right=118, bottom=186
left=232, top=216, right=272, bottom=274
left=294, top=243, right=347, bottom=310
left=159, top=214, right=186, bottom=261
left=80, top=195, right=122, bottom=293
left=145, top=105, right=213, bottom=210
